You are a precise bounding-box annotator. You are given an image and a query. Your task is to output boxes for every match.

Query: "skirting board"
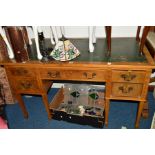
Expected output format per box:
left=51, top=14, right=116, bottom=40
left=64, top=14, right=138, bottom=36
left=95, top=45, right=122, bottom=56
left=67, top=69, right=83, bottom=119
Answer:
left=52, top=83, right=64, bottom=88
left=151, top=112, right=155, bottom=129
left=153, top=89, right=155, bottom=99
left=25, top=83, right=105, bottom=98
left=51, top=83, right=105, bottom=89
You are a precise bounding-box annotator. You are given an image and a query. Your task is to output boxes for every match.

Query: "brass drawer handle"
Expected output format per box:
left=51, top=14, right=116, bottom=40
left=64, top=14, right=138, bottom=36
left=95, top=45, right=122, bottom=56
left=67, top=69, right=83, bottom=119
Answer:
left=83, top=72, right=96, bottom=79
left=119, top=85, right=133, bottom=94
left=23, top=70, right=28, bottom=74
left=120, top=71, right=136, bottom=81
left=21, top=82, right=32, bottom=89
left=47, top=71, right=60, bottom=78
left=12, top=69, right=28, bottom=76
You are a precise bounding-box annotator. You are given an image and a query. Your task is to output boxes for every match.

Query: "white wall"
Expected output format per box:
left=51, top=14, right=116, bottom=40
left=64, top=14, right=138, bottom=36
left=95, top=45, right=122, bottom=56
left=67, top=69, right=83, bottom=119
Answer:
left=28, top=26, right=144, bottom=38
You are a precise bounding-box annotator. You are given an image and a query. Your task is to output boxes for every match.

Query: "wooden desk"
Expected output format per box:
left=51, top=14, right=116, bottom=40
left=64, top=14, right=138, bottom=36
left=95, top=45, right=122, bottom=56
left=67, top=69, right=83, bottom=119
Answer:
left=0, top=38, right=154, bottom=128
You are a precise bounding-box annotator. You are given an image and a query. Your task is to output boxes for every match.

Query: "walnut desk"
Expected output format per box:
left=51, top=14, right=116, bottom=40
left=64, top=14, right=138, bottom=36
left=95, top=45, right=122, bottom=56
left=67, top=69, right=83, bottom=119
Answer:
left=1, top=38, right=155, bottom=128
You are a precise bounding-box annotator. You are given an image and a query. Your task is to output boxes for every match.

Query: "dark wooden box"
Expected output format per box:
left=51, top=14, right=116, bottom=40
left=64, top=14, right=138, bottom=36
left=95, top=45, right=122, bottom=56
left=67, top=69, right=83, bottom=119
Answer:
left=52, top=108, right=104, bottom=128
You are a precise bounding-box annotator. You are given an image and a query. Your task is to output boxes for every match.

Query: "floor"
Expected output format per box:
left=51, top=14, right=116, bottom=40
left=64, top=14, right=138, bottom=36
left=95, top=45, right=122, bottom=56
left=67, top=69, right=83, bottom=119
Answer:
left=5, top=88, right=155, bottom=129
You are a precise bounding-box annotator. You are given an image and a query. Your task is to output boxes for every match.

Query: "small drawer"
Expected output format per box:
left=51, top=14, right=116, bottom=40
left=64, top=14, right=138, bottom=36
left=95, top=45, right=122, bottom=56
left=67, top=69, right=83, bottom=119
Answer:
left=111, top=70, right=146, bottom=83
left=7, top=67, right=36, bottom=77
left=40, top=69, right=62, bottom=79
left=111, top=83, right=143, bottom=98
left=13, top=78, right=39, bottom=93
left=65, top=70, right=105, bottom=82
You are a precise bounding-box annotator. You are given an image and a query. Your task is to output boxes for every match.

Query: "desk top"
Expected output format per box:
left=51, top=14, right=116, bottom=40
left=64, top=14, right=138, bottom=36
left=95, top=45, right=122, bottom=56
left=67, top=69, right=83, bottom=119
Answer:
left=0, top=38, right=155, bottom=69
left=70, top=38, right=146, bottom=62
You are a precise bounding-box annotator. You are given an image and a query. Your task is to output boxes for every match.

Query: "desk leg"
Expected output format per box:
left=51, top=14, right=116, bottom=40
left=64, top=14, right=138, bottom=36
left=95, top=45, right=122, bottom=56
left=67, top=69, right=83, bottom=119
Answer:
left=142, top=101, right=149, bottom=118
left=41, top=93, right=51, bottom=119
left=105, top=99, right=110, bottom=126
left=136, top=26, right=141, bottom=41
left=135, top=101, right=145, bottom=128
left=15, top=94, right=28, bottom=119
left=105, top=26, right=111, bottom=57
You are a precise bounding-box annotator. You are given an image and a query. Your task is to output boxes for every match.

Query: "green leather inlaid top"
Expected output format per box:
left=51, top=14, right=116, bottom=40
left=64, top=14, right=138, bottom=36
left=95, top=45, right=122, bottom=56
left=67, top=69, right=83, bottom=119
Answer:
left=30, top=38, right=146, bottom=63
left=70, top=38, right=146, bottom=62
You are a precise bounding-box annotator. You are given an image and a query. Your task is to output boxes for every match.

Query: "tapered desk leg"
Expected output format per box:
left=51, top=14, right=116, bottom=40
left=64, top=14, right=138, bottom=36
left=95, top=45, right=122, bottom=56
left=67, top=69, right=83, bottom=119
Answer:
left=105, top=26, right=112, bottom=57
left=142, top=101, right=149, bottom=118
left=105, top=99, right=110, bottom=126
left=135, top=101, right=145, bottom=128
left=15, top=94, right=28, bottom=119
left=136, top=26, right=141, bottom=41
left=41, top=93, right=51, bottom=119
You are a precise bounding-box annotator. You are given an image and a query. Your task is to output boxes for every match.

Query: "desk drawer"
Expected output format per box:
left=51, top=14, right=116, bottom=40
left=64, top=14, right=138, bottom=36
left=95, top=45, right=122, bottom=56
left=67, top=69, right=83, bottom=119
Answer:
left=40, top=69, right=62, bottom=79
left=111, top=70, right=146, bottom=83
left=7, top=67, right=36, bottom=77
left=70, top=70, right=105, bottom=81
left=12, top=78, right=39, bottom=93
left=39, top=69, right=105, bottom=81
left=111, top=83, right=143, bottom=98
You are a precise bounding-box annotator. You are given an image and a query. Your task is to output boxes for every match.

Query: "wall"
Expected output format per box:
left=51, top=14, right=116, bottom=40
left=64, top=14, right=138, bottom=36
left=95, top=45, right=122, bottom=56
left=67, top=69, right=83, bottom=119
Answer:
left=28, top=26, right=144, bottom=38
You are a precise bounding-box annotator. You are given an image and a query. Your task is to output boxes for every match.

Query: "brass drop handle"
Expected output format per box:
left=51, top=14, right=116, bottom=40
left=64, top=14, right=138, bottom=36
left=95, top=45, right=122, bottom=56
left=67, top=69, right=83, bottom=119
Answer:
left=13, top=69, right=28, bottom=75
left=21, top=82, right=32, bottom=89
left=47, top=71, right=60, bottom=78
left=119, top=85, right=133, bottom=94
left=83, top=72, right=96, bottom=79
left=120, top=71, right=136, bottom=81
left=23, top=70, right=28, bottom=74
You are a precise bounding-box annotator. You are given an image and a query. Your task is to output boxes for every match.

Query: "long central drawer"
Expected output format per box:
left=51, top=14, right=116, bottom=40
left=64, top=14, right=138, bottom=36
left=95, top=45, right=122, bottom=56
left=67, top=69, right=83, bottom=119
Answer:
left=39, top=68, right=106, bottom=82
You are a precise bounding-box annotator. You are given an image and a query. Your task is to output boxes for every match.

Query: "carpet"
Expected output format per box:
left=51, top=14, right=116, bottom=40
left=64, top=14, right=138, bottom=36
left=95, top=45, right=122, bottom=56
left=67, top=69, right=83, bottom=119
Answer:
left=5, top=88, right=155, bottom=129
